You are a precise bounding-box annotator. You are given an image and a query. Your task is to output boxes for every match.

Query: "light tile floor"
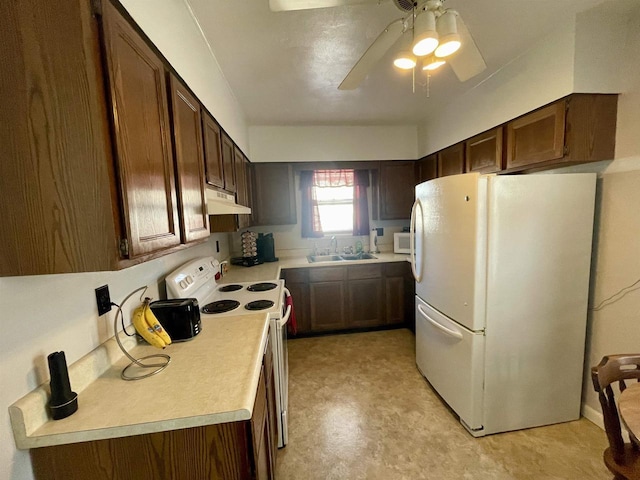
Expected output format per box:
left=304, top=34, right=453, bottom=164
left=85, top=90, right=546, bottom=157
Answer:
left=276, top=329, right=610, bottom=480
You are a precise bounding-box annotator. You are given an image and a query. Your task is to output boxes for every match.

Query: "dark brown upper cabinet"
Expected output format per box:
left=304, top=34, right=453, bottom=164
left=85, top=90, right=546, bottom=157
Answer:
left=1, top=0, right=118, bottom=275
left=506, top=102, right=565, bottom=169
left=168, top=75, right=209, bottom=244
left=102, top=0, right=181, bottom=258
left=379, top=161, right=416, bottom=220
left=252, top=163, right=296, bottom=226
left=416, top=154, right=438, bottom=185
left=506, top=94, right=617, bottom=170
left=202, top=112, right=225, bottom=189
left=466, top=127, right=503, bottom=174
left=438, top=143, right=465, bottom=177
left=221, top=132, right=237, bottom=193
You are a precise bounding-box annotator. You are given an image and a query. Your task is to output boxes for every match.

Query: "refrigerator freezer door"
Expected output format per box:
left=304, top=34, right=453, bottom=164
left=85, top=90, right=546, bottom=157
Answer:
left=415, top=173, right=487, bottom=331
left=415, top=296, right=485, bottom=432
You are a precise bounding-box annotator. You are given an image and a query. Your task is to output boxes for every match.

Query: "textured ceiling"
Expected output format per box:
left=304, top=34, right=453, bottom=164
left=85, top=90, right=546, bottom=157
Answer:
left=187, top=0, right=606, bottom=125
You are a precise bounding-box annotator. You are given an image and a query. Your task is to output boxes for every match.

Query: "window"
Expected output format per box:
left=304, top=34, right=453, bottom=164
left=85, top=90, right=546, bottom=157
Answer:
left=300, top=169, right=370, bottom=238
left=315, top=170, right=354, bottom=234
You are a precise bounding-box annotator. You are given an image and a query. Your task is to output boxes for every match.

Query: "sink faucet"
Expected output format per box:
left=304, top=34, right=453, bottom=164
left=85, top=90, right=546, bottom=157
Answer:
left=330, top=236, right=338, bottom=254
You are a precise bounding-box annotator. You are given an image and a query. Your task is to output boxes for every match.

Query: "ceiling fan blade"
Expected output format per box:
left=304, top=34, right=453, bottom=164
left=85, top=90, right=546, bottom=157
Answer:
left=269, top=0, right=375, bottom=12
left=339, top=18, right=404, bottom=90
left=447, top=15, right=487, bottom=82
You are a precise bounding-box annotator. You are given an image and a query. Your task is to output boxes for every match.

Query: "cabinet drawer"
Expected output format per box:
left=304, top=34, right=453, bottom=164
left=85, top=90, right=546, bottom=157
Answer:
left=383, top=262, right=408, bottom=277
left=309, top=267, right=345, bottom=282
left=347, top=264, right=381, bottom=280
left=283, top=268, right=308, bottom=284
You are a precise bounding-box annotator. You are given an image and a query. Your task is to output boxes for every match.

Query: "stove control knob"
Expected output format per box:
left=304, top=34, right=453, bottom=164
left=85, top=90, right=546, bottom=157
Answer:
left=186, top=276, right=193, bottom=285
left=180, top=280, right=188, bottom=289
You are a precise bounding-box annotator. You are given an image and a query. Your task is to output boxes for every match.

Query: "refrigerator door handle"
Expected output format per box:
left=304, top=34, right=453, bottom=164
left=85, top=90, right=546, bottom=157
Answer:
left=410, top=198, right=423, bottom=282
left=417, top=304, right=463, bottom=340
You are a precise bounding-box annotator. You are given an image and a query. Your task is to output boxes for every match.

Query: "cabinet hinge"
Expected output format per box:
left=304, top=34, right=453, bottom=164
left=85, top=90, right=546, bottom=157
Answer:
left=564, top=145, right=570, bottom=156
left=119, top=238, right=129, bottom=257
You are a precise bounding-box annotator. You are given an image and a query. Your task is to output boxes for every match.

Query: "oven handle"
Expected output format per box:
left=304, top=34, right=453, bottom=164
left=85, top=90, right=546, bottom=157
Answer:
left=278, top=288, right=292, bottom=327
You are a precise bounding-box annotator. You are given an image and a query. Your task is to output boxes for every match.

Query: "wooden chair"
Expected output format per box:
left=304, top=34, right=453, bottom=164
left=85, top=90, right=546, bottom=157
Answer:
left=591, top=354, right=640, bottom=480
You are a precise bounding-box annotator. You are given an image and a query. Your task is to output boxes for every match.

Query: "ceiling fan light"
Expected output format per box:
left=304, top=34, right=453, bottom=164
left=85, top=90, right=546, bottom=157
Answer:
left=413, top=36, right=439, bottom=57
left=434, top=34, right=461, bottom=57
left=393, top=50, right=417, bottom=69
left=412, top=10, right=439, bottom=57
left=422, top=56, right=446, bottom=71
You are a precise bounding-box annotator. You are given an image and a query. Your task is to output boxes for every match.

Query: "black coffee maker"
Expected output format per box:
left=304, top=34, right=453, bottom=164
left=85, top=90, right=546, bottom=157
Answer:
left=257, top=233, right=278, bottom=263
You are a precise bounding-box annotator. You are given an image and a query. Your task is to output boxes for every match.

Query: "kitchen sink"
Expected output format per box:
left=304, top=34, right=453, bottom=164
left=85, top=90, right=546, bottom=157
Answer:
left=307, top=253, right=377, bottom=263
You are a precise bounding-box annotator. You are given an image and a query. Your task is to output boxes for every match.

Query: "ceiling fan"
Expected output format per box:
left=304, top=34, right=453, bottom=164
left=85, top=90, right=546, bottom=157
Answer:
left=269, top=0, right=487, bottom=90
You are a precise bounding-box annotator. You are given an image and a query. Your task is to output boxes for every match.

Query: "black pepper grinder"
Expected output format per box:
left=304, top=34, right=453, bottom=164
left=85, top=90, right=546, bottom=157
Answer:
left=47, top=351, right=78, bottom=420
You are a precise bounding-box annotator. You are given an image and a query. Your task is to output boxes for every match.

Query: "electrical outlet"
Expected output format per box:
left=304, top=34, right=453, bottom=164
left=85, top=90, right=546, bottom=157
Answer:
left=95, top=285, right=112, bottom=316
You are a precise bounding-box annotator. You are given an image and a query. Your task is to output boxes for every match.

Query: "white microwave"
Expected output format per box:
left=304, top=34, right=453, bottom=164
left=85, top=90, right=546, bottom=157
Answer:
left=393, top=232, right=411, bottom=254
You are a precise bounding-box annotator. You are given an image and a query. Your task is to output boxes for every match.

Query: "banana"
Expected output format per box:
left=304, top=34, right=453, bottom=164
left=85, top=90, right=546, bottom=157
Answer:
left=132, top=303, right=166, bottom=349
left=143, top=301, right=172, bottom=346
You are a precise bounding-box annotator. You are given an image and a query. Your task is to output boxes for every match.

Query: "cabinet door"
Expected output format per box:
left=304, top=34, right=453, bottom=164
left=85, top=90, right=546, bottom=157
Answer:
left=347, top=278, right=383, bottom=328
left=169, top=75, right=209, bottom=243
left=438, top=143, right=465, bottom=177
left=506, top=101, right=565, bottom=168
left=466, top=127, right=503, bottom=173
left=416, top=154, right=437, bottom=184
left=202, top=112, right=224, bottom=188
left=379, top=161, right=416, bottom=220
left=221, top=132, right=236, bottom=193
left=102, top=1, right=181, bottom=257
left=384, top=277, right=405, bottom=326
left=309, top=282, right=345, bottom=331
left=253, top=163, right=297, bottom=226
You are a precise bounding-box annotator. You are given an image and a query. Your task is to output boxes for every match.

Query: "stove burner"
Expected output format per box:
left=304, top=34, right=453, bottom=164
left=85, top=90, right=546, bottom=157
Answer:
left=202, top=300, right=240, bottom=314
left=245, top=300, right=275, bottom=311
left=247, top=282, right=278, bottom=292
left=218, top=284, right=243, bottom=293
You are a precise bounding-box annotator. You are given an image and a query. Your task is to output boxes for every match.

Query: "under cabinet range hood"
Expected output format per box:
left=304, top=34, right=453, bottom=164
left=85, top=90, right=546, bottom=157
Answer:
left=206, top=189, right=251, bottom=215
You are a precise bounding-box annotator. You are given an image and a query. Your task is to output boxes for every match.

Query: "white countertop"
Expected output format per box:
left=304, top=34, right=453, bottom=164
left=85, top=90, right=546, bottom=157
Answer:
left=220, top=252, right=412, bottom=284
left=10, top=313, right=270, bottom=449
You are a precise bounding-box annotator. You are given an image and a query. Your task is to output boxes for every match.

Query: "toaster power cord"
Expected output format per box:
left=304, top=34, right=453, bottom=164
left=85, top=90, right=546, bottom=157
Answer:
left=113, top=286, right=171, bottom=381
left=110, top=301, right=135, bottom=337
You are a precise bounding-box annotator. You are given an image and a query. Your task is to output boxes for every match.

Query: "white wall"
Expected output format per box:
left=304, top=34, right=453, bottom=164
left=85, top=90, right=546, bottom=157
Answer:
left=579, top=1, right=640, bottom=421
left=417, top=21, right=576, bottom=156
left=249, top=125, right=418, bottom=163
left=119, top=0, right=250, bottom=152
left=0, top=235, right=229, bottom=480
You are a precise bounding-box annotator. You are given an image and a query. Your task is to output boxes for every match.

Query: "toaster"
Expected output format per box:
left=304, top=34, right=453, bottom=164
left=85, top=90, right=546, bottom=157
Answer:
left=149, top=298, right=201, bottom=341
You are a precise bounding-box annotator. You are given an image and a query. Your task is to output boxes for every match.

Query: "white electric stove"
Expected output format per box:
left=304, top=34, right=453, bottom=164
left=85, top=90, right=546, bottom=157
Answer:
left=165, top=256, right=291, bottom=448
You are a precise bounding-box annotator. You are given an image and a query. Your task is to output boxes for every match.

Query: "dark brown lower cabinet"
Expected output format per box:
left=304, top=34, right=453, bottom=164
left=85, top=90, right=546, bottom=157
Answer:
left=30, top=340, right=276, bottom=480
left=309, top=282, right=346, bottom=332
left=283, top=262, right=414, bottom=336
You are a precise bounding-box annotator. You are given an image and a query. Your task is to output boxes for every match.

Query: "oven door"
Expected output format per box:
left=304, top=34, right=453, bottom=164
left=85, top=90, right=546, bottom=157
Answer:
left=272, top=288, right=292, bottom=447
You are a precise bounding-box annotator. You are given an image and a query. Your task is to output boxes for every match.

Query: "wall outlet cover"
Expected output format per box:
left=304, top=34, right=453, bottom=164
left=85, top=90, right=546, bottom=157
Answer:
left=95, top=285, right=112, bottom=316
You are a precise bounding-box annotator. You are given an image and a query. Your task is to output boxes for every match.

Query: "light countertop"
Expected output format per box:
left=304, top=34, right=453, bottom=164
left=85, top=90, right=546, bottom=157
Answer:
left=10, top=313, right=270, bottom=449
left=220, top=252, right=412, bottom=284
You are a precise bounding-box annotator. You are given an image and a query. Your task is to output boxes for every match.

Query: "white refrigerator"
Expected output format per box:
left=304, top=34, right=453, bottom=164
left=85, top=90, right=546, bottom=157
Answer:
left=410, top=172, right=596, bottom=437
